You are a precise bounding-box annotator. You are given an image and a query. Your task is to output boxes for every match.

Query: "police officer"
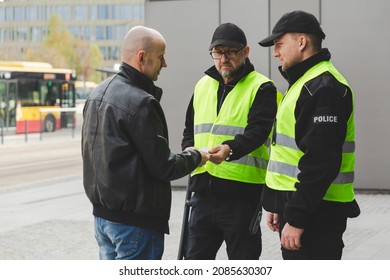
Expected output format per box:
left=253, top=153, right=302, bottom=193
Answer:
left=181, top=23, right=279, bottom=260
left=258, top=10, right=360, bottom=259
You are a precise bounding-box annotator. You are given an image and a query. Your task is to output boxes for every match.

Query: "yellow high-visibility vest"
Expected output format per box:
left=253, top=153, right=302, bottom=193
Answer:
left=266, top=61, right=356, bottom=202
left=192, top=71, right=277, bottom=184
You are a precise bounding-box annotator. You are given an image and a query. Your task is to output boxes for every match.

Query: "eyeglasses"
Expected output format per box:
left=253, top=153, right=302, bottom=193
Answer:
left=209, top=46, right=244, bottom=60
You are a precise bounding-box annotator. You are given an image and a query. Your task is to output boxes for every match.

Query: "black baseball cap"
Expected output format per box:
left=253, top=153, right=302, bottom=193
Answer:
left=209, top=23, right=247, bottom=51
left=258, top=10, right=326, bottom=47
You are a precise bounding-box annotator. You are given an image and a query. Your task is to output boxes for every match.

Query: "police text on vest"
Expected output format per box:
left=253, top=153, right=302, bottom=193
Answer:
left=313, top=115, right=338, bottom=123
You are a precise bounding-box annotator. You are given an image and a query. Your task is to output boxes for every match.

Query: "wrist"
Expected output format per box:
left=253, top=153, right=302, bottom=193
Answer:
left=192, top=149, right=202, bottom=164
left=225, top=147, right=233, bottom=161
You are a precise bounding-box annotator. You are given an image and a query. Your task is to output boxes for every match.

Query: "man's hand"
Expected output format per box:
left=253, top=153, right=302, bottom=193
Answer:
left=197, top=150, right=210, bottom=166
left=185, top=146, right=210, bottom=167
left=281, top=223, right=304, bottom=250
left=208, top=144, right=231, bottom=164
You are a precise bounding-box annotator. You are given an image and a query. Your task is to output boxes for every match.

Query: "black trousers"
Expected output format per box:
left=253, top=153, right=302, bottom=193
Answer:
left=279, top=212, right=348, bottom=260
left=185, top=192, right=262, bottom=260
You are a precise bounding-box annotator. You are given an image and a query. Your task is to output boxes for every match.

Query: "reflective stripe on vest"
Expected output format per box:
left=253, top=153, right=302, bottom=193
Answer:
left=265, top=61, right=356, bottom=202
left=192, top=71, right=275, bottom=184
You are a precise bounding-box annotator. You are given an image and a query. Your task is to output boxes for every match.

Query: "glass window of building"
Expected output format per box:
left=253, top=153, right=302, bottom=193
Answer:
left=14, top=6, right=23, bottom=21
left=90, top=5, right=97, bottom=20
left=111, top=5, right=116, bottom=19
left=57, top=6, right=71, bottom=21
left=69, top=26, right=79, bottom=38
left=112, top=25, right=119, bottom=41
left=26, top=6, right=38, bottom=21
left=0, top=8, right=4, bottom=21
left=108, top=46, right=119, bottom=60
left=100, top=46, right=107, bottom=60
left=75, top=5, right=87, bottom=21
left=106, top=26, right=113, bottom=40
left=133, top=3, right=144, bottom=20
left=96, top=26, right=105, bottom=40
left=0, top=29, right=8, bottom=43
left=6, top=6, right=13, bottom=21
left=31, top=27, right=42, bottom=42
left=39, top=5, right=47, bottom=21
left=47, top=6, right=55, bottom=20
left=15, top=27, right=28, bottom=42
left=84, top=26, right=91, bottom=40
left=113, top=25, right=127, bottom=40
left=116, top=4, right=132, bottom=19
left=97, top=5, right=109, bottom=20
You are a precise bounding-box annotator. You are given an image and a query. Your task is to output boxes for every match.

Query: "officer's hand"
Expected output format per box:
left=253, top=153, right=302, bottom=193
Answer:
left=267, top=212, right=279, bottom=232
left=208, top=144, right=231, bottom=164
left=281, top=223, right=303, bottom=250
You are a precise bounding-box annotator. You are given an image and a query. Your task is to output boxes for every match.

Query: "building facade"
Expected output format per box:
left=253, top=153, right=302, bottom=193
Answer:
left=145, top=0, right=390, bottom=191
left=0, top=0, right=145, bottom=67
left=1, top=0, right=388, bottom=190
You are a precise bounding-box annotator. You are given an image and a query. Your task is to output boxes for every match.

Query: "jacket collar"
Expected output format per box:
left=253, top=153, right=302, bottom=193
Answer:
left=280, top=48, right=331, bottom=86
left=119, top=62, right=163, bottom=101
left=205, top=58, right=255, bottom=86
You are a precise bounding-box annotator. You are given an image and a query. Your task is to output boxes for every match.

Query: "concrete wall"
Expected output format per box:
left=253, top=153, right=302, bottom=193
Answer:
left=145, top=0, right=390, bottom=190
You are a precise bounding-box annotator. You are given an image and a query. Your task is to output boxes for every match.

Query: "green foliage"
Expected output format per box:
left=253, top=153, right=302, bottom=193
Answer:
left=26, top=14, right=103, bottom=83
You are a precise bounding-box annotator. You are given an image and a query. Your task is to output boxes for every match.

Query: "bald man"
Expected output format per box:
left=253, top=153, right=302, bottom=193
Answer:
left=82, top=26, right=209, bottom=260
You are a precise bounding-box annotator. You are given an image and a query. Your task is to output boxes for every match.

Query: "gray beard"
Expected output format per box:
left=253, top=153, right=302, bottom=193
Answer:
left=220, top=70, right=231, bottom=79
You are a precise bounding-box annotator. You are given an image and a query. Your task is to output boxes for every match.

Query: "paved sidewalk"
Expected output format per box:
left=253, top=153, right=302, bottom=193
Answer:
left=1, top=124, right=389, bottom=260
left=168, top=188, right=390, bottom=260
left=0, top=175, right=389, bottom=260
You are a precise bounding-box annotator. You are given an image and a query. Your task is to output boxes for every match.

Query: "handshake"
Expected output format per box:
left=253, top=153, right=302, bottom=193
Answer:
left=185, top=144, right=232, bottom=167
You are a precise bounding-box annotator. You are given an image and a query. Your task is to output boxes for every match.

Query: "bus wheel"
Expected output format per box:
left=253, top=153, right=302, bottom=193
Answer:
left=44, top=114, right=56, bottom=132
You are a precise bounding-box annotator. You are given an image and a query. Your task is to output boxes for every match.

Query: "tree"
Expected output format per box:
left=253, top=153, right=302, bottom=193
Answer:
left=26, top=14, right=103, bottom=83
left=77, top=40, right=103, bottom=83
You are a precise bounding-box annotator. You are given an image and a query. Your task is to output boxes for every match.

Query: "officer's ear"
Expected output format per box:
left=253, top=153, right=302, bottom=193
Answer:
left=243, top=45, right=250, bottom=58
left=298, top=35, right=307, bottom=52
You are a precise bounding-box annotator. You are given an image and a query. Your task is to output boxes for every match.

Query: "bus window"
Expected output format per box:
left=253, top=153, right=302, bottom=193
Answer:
left=0, top=82, right=6, bottom=122
left=8, top=82, right=16, bottom=127
left=67, top=83, right=75, bottom=107
left=45, top=82, right=59, bottom=106
left=18, top=80, right=39, bottom=106
left=61, top=82, right=74, bottom=108
left=0, top=81, right=17, bottom=128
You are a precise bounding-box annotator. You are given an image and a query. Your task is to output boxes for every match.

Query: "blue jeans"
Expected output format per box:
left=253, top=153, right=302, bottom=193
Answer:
left=94, top=216, right=164, bottom=260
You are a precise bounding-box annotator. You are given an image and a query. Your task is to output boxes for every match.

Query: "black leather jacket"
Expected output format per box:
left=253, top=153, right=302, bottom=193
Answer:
left=82, top=63, right=201, bottom=233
